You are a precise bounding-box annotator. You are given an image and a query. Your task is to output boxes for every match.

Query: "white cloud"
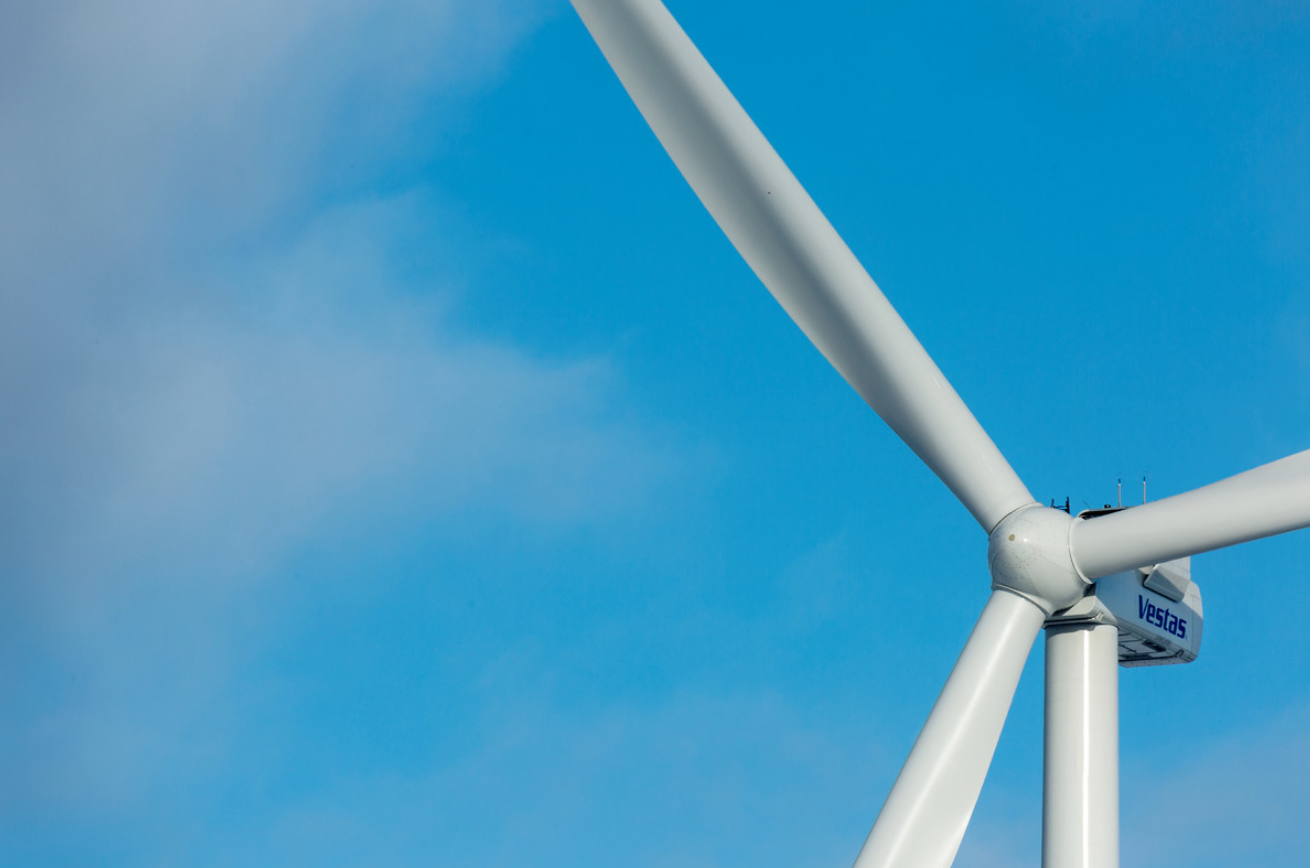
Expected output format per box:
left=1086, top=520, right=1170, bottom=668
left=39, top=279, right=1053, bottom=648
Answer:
left=211, top=686, right=881, bottom=868
left=0, top=0, right=546, bottom=256
left=0, top=2, right=690, bottom=840
left=0, top=0, right=673, bottom=601
left=5, top=191, right=679, bottom=593
left=1121, top=702, right=1310, bottom=868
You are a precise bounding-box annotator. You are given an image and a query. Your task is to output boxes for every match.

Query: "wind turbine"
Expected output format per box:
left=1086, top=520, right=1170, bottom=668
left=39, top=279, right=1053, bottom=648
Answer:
left=565, top=1, right=1310, bottom=866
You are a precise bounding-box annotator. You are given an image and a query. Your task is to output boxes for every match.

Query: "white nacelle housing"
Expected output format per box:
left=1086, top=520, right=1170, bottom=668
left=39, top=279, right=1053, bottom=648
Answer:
left=1048, top=557, right=1203, bottom=667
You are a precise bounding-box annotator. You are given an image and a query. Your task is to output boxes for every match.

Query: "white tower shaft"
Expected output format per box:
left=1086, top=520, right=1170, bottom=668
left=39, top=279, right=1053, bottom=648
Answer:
left=1043, top=623, right=1120, bottom=868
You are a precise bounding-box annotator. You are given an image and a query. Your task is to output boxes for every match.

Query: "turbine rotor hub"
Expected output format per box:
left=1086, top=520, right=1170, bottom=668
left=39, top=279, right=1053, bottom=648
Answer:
left=987, top=506, right=1089, bottom=614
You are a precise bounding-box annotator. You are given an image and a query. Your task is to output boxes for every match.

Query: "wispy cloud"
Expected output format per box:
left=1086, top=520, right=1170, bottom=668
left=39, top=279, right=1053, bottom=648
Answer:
left=0, top=0, right=677, bottom=601
left=0, top=0, right=543, bottom=254
left=1122, top=701, right=1310, bottom=868
left=190, top=686, right=880, bottom=868
left=0, top=4, right=691, bottom=854
left=5, top=190, right=679, bottom=595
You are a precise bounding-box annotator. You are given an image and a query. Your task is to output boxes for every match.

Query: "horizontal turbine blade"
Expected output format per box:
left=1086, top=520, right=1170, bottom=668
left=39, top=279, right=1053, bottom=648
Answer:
left=1071, top=449, right=1310, bottom=579
left=569, top=0, right=1035, bottom=533
left=852, top=590, right=1045, bottom=868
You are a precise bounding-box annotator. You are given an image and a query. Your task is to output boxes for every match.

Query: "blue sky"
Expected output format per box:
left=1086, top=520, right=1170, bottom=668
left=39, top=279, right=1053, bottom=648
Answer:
left=2, top=1, right=1308, bottom=866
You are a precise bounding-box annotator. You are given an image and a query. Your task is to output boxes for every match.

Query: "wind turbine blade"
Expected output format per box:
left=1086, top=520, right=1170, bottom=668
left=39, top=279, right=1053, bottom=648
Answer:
left=852, top=590, right=1045, bottom=868
left=569, top=0, right=1035, bottom=533
left=1071, top=449, right=1310, bottom=579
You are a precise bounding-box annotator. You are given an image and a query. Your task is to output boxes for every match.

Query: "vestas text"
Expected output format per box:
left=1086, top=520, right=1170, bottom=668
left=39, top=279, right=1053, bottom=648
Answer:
left=1137, top=595, right=1187, bottom=639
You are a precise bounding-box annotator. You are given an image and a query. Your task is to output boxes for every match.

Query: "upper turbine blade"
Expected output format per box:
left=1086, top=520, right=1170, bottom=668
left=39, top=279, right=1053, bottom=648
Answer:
left=1071, top=449, right=1310, bottom=579
left=852, top=589, right=1046, bottom=868
left=570, top=0, right=1034, bottom=533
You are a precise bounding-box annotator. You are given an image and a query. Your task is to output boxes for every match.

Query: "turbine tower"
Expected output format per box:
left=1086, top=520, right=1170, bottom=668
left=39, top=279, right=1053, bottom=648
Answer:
left=565, top=2, right=1310, bottom=866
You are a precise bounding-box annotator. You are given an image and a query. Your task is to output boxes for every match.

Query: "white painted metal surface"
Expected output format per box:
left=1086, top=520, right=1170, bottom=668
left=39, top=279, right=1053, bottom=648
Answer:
left=1142, top=560, right=1190, bottom=602
left=565, top=2, right=1310, bottom=865
left=1071, top=449, right=1310, bottom=579
left=569, top=0, right=1035, bottom=533
left=1095, top=569, right=1202, bottom=666
left=1043, top=624, right=1120, bottom=868
left=851, top=590, right=1045, bottom=868
left=987, top=506, right=1089, bottom=614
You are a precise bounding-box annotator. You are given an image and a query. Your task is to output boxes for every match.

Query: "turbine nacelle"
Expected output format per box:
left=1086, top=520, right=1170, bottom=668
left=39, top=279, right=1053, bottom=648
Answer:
left=987, top=505, right=1089, bottom=615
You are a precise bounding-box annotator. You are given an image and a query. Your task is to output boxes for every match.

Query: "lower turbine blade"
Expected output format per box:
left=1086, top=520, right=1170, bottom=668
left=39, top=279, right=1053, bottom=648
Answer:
left=1071, top=448, right=1310, bottom=579
left=853, top=590, right=1045, bottom=868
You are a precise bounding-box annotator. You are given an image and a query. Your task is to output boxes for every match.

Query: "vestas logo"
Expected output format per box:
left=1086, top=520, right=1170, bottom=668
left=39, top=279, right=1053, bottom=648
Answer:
left=1138, top=595, right=1188, bottom=639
